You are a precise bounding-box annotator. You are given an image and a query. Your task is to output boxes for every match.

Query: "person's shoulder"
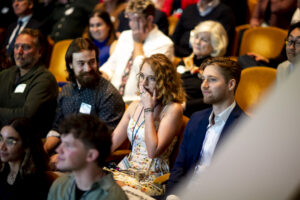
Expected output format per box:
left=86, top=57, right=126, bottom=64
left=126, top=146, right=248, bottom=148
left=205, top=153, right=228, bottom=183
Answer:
left=101, top=173, right=128, bottom=200
left=51, top=173, right=73, bottom=189
left=0, top=65, right=17, bottom=76
left=97, top=76, right=122, bottom=95
left=277, top=60, right=291, bottom=70
left=189, top=107, right=212, bottom=122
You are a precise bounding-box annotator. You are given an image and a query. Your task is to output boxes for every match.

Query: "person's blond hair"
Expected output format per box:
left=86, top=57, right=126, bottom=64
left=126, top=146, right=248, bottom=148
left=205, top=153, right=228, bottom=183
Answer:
left=138, top=54, right=186, bottom=106
left=190, top=20, right=228, bottom=57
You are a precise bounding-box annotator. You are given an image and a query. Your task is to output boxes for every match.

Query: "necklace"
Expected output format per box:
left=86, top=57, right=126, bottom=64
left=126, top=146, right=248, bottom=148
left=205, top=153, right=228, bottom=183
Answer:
left=7, top=171, right=18, bottom=185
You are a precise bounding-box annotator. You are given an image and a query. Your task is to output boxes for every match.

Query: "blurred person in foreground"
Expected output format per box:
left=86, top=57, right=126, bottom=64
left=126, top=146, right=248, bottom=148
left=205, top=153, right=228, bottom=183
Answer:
left=165, top=57, right=246, bottom=199
left=177, top=20, right=228, bottom=117
left=47, top=114, right=128, bottom=200
left=110, top=54, right=185, bottom=196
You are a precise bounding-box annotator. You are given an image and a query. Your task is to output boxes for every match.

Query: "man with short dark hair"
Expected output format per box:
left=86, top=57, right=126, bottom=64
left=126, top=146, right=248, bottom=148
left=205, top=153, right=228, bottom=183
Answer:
left=0, top=28, right=58, bottom=137
left=165, top=57, right=246, bottom=197
left=44, top=37, right=125, bottom=154
left=101, top=0, right=174, bottom=103
left=47, top=114, right=128, bottom=200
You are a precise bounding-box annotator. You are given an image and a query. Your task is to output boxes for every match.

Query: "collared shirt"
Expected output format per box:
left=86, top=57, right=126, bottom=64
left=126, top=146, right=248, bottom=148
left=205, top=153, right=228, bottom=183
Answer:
left=50, top=76, right=125, bottom=133
left=194, top=101, right=236, bottom=174
left=7, top=15, right=32, bottom=48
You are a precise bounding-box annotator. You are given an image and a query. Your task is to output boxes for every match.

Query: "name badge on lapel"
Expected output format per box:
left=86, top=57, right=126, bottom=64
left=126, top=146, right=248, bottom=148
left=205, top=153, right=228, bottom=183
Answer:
left=14, top=84, right=26, bottom=93
left=79, top=102, right=91, bottom=114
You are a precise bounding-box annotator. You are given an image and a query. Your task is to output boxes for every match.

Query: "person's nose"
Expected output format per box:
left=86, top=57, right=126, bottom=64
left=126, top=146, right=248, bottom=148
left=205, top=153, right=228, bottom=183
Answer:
left=83, top=63, right=92, bottom=72
left=201, top=79, right=208, bottom=89
left=0, top=141, right=6, bottom=150
left=14, top=45, right=24, bottom=55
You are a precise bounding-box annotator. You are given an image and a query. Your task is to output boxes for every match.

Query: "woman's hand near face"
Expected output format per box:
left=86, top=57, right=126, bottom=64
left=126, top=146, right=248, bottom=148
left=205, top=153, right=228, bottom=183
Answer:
left=132, top=17, right=150, bottom=43
left=139, top=85, right=156, bottom=109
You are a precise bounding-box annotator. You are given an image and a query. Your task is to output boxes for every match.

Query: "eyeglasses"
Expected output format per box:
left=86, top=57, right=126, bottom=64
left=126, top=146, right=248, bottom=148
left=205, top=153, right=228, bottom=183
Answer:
left=14, top=44, right=33, bottom=51
left=285, top=39, right=300, bottom=47
left=0, top=135, right=18, bottom=146
left=137, top=72, right=156, bottom=83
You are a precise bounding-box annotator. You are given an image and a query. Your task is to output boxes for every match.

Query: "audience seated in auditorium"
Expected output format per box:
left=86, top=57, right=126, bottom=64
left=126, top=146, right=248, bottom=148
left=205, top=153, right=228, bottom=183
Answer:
left=2, top=0, right=41, bottom=58
left=277, top=22, right=300, bottom=84
left=44, top=37, right=124, bottom=155
left=171, top=0, right=235, bottom=57
left=0, top=118, right=53, bottom=200
left=94, top=0, right=127, bottom=30
left=101, top=0, right=174, bottom=103
left=165, top=57, right=246, bottom=198
left=42, top=0, right=98, bottom=43
left=250, top=0, right=297, bottom=29
left=0, top=28, right=58, bottom=137
left=47, top=114, right=128, bottom=200
left=110, top=54, right=185, bottom=196
left=177, top=20, right=228, bottom=117
left=89, top=9, right=117, bottom=67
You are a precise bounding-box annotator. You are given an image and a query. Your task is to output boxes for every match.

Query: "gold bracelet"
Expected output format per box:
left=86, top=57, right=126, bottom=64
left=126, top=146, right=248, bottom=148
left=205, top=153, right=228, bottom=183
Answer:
left=144, top=107, right=154, bottom=112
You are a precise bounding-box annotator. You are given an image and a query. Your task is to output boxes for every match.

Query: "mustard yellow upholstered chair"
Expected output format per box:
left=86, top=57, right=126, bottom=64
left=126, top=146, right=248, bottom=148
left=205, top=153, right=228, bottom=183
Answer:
left=235, top=66, right=277, bottom=115
left=239, top=26, right=288, bottom=59
left=231, top=24, right=251, bottom=56
left=48, top=39, right=72, bottom=87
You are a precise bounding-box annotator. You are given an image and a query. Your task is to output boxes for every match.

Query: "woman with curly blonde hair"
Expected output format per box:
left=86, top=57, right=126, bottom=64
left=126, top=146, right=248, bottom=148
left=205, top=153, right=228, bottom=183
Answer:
left=111, top=53, right=185, bottom=196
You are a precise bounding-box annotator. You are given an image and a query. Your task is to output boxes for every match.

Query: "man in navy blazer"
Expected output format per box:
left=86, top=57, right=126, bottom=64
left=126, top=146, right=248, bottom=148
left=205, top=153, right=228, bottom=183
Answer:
left=165, top=57, right=246, bottom=197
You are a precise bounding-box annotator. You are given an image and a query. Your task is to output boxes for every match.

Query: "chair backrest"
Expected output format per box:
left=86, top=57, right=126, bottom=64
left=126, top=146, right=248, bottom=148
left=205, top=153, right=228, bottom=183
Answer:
left=48, top=39, right=72, bottom=84
left=235, top=66, right=277, bottom=115
left=239, top=26, right=288, bottom=59
left=169, top=115, right=189, bottom=169
left=231, top=24, right=251, bottom=56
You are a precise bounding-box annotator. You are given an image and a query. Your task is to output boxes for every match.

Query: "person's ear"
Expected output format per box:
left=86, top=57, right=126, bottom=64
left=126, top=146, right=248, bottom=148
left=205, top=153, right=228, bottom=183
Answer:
left=228, top=79, right=236, bottom=92
left=86, top=149, right=99, bottom=163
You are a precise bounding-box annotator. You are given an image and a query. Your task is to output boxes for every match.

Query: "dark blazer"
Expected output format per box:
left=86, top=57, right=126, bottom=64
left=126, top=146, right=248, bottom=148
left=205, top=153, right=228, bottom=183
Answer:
left=3, top=17, right=41, bottom=56
left=166, top=104, right=246, bottom=194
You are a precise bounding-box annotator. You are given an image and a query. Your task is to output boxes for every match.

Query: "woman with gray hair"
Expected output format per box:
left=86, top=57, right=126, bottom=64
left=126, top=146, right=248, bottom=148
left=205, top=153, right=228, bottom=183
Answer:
left=177, top=20, right=228, bottom=117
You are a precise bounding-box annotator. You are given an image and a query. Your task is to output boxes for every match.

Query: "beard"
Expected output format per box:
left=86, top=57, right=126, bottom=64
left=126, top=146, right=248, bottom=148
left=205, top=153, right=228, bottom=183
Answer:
left=76, top=70, right=100, bottom=89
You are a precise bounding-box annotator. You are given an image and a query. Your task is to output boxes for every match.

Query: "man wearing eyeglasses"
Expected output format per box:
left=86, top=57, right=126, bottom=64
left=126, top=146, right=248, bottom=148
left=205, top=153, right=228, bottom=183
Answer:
left=277, top=22, right=300, bottom=84
left=0, top=28, right=58, bottom=138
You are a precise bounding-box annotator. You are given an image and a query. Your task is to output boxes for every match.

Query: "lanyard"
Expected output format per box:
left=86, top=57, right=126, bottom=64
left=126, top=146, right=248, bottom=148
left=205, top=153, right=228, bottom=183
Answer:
left=131, top=106, right=144, bottom=149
